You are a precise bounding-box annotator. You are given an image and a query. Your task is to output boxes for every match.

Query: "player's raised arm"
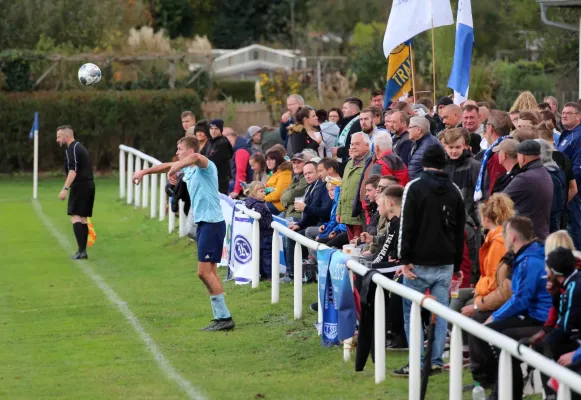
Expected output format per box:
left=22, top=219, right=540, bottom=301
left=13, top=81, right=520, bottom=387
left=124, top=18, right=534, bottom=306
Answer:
left=133, top=162, right=173, bottom=184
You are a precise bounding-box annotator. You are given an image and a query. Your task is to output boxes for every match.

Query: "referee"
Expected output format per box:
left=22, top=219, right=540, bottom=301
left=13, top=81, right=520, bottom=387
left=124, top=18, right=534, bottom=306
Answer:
left=56, top=125, right=96, bottom=260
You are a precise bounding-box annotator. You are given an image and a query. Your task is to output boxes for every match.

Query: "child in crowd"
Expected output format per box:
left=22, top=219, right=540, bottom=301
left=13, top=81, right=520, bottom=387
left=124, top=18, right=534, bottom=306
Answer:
left=249, top=153, right=268, bottom=184
left=243, top=181, right=273, bottom=280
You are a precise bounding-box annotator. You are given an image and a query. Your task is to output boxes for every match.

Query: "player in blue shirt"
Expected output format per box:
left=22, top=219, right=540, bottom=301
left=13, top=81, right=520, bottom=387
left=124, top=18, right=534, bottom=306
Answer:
left=133, top=136, right=234, bottom=331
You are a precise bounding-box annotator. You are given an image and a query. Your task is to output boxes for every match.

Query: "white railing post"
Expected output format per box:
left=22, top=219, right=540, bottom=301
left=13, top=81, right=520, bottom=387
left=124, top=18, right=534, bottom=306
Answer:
left=119, top=149, right=126, bottom=199
left=293, top=242, right=303, bottom=320
left=343, top=269, right=355, bottom=361
left=251, top=218, right=260, bottom=288
left=142, top=161, right=149, bottom=209
left=409, top=302, right=422, bottom=400
left=134, top=157, right=141, bottom=208
left=169, top=205, right=176, bottom=233
left=127, top=153, right=134, bottom=205
left=498, top=349, right=513, bottom=400
left=178, top=200, right=186, bottom=237
left=317, top=266, right=323, bottom=329
left=271, top=230, right=280, bottom=303
left=374, top=286, right=386, bottom=384
left=558, top=383, right=572, bottom=400
left=449, top=324, right=463, bottom=400
left=159, top=173, right=167, bottom=221
left=150, top=174, right=157, bottom=219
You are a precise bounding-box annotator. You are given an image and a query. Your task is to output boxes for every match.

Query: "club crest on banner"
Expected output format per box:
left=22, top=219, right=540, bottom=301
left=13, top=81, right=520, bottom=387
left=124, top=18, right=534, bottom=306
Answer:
left=233, top=235, right=252, bottom=264
left=323, top=323, right=338, bottom=340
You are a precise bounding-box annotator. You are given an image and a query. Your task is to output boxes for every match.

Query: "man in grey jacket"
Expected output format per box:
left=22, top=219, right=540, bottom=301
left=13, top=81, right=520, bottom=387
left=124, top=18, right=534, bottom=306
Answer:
left=503, top=140, right=553, bottom=241
left=407, top=116, right=442, bottom=180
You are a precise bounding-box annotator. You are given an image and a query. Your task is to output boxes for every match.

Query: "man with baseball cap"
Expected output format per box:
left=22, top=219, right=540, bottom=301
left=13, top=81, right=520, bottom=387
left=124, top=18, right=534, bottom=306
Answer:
left=491, top=138, right=520, bottom=194
left=503, top=140, right=553, bottom=241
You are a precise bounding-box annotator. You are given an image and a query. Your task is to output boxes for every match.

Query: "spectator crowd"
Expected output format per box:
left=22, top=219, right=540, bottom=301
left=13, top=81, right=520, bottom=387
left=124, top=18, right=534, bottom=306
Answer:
left=176, top=89, right=581, bottom=399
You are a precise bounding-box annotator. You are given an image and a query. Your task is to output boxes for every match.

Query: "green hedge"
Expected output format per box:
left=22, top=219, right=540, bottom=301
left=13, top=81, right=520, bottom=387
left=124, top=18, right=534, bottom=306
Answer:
left=0, top=89, right=201, bottom=172
left=217, top=80, right=256, bottom=102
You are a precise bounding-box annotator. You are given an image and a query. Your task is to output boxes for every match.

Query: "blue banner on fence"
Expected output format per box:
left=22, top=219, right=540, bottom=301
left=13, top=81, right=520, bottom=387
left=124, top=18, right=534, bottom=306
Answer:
left=317, top=249, right=357, bottom=346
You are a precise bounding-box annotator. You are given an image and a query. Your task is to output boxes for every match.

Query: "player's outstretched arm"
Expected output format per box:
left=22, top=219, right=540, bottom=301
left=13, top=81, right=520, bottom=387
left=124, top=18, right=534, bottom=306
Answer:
left=133, top=162, right=172, bottom=184
left=168, top=154, right=209, bottom=175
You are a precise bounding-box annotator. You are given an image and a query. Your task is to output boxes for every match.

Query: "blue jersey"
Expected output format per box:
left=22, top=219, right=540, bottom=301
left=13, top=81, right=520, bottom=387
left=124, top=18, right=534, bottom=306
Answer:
left=182, top=161, right=224, bottom=224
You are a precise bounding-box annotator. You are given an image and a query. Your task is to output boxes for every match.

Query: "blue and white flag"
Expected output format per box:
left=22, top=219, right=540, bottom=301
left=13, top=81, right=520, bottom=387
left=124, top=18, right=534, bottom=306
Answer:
left=447, top=0, right=474, bottom=105
left=383, top=0, right=454, bottom=58
left=29, top=112, right=39, bottom=140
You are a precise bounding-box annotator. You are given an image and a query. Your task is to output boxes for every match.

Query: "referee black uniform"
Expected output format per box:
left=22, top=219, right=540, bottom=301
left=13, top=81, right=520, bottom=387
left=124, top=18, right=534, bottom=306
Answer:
left=66, top=141, right=95, bottom=217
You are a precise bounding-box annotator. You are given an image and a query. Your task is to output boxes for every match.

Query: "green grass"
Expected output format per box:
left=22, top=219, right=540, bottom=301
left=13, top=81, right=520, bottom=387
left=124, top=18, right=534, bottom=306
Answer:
left=0, top=176, right=487, bottom=399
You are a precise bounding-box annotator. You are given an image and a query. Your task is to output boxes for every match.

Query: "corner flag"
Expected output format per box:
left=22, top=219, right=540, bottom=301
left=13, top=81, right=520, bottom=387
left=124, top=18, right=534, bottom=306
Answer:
left=30, top=112, right=39, bottom=140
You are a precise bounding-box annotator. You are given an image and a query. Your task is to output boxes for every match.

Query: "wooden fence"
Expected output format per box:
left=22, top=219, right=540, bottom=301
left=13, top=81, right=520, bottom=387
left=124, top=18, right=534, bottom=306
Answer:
left=202, top=101, right=273, bottom=134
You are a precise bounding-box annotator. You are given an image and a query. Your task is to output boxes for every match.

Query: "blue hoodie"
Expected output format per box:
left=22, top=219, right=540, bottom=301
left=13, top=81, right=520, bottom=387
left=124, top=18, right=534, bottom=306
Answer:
left=319, top=186, right=347, bottom=239
left=557, top=123, right=581, bottom=190
left=492, top=241, right=552, bottom=322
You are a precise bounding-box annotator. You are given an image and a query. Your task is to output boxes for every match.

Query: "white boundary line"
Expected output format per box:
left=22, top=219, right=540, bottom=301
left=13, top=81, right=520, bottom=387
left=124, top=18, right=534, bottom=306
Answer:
left=33, top=200, right=205, bottom=400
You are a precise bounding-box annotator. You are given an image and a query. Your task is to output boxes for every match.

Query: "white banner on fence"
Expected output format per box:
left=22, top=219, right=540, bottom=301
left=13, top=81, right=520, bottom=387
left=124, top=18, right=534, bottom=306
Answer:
left=216, top=194, right=286, bottom=284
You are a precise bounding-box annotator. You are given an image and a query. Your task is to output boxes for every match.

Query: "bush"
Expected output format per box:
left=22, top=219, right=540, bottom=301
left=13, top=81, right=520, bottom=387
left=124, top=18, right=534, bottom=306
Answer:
left=217, top=80, right=256, bottom=102
left=0, top=90, right=201, bottom=173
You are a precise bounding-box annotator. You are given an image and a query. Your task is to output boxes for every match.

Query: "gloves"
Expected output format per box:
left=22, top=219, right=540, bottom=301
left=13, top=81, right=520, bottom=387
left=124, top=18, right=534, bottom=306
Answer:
left=265, top=187, right=274, bottom=194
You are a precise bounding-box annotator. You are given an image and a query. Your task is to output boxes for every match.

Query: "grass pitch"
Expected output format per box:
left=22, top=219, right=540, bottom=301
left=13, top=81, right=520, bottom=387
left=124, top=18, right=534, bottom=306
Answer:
left=1, top=176, right=492, bottom=399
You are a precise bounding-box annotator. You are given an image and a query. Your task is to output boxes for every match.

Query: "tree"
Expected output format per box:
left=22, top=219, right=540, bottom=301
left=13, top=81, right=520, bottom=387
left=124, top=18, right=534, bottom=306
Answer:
left=149, top=0, right=216, bottom=39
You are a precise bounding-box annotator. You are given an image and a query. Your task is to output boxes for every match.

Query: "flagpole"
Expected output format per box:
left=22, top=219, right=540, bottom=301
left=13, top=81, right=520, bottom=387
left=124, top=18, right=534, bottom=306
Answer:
left=410, top=43, right=417, bottom=103
left=431, top=16, right=437, bottom=108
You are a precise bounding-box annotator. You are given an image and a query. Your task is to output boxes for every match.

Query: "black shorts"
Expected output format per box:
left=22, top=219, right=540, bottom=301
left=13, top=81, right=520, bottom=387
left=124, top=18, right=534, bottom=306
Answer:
left=196, top=221, right=226, bottom=263
left=67, top=180, right=95, bottom=217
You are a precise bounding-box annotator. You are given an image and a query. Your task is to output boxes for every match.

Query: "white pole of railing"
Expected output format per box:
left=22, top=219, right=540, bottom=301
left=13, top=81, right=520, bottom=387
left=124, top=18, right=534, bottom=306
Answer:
left=271, top=230, right=280, bottom=303
left=142, top=161, right=149, bottom=209
left=150, top=174, right=157, bottom=219
left=293, top=242, right=303, bottom=320
left=134, top=157, right=141, bottom=208
left=409, top=302, right=422, bottom=400
left=178, top=200, right=186, bottom=237
left=374, top=287, right=386, bottom=384
left=317, top=269, right=323, bottom=329
left=557, top=383, right=572, bottom=400
left=159, top=174, right=167, bottom=221
left=127, top=153, right=134, bottom=205
left=251, top=218, right=260, bottom=288
left=344, top=269, right=355, bottom=362
left=498, top=349, right=513, bottom=400
left=32, top=130, right=38, bottom=200
left=449, top=324, right=463, bottom=400
left=119, top=149, right=126, bottom=199
left=169, top=205, right=176, bottom=233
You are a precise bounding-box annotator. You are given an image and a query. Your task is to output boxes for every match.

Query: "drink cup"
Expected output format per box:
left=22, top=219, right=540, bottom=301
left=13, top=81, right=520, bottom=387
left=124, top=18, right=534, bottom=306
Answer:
left=450, top=279, right=460, bottom=299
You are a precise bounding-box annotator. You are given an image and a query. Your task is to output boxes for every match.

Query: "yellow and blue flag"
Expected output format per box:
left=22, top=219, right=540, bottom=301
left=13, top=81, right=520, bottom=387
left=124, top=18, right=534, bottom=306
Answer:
left=384, top=40, right=412, bottom=109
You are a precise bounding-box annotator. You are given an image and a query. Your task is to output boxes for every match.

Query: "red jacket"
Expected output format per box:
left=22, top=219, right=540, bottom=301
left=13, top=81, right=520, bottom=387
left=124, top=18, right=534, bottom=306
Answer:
left=375, top=150, right=410, bottom=187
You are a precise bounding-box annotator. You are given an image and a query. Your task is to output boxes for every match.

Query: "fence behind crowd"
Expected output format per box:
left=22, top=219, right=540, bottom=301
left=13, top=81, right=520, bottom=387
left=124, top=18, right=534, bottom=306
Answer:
left=119, top=145, right=581, bottom=400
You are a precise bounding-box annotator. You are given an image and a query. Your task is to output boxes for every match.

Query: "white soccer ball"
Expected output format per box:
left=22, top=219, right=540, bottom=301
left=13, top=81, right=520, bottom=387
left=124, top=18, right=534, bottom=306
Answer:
left=78, top=63, right=102, bottom=86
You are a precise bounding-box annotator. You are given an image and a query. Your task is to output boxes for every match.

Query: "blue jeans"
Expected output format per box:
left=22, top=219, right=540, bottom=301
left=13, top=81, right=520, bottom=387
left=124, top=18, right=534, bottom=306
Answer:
left=402, top=264, right=453, bottom=367
left=567, top=195, right=581, bottom=250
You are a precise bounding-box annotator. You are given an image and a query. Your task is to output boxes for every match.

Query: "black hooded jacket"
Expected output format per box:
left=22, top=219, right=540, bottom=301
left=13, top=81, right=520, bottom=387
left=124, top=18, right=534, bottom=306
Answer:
left=205, top=135, right=233, bottom=194
left=398, top=170, right=466, bottom=271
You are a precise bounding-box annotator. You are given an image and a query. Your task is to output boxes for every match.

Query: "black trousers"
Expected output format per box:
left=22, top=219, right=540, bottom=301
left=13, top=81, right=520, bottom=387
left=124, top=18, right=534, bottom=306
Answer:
left=537, top=328, right=581, bottom=399
left=473, top=316, right=544, bottom=400
left=468, top=310, right=494, bottom=385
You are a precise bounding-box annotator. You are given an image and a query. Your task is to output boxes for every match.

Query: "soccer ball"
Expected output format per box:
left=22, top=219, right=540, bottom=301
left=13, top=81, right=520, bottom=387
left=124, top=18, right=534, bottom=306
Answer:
left=78, top=63, right=102, bottom=86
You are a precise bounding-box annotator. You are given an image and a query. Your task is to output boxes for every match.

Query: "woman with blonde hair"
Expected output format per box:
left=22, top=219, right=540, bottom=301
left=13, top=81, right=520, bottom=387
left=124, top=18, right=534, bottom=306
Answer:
left=459, top=193, right=515, bottom=318
left=509, top=91, right=538, bottom=113
left=545, top=230, right=575, bottom=255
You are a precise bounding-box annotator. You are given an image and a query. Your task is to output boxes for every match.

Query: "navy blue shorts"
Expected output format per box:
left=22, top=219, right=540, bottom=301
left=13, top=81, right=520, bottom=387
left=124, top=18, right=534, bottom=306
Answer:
left=196, top=221, right=226, bottom=263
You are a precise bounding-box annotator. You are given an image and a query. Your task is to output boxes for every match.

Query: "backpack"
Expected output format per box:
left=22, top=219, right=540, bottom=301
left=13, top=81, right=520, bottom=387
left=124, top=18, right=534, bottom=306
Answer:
left=547, top=167, right=566, bottom=232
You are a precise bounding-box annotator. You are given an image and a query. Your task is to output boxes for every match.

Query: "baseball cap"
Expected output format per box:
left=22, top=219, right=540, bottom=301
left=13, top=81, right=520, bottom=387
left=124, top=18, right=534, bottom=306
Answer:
left=246, top=125, right=262, bottom=138
left=516, top=139, right=541, bottom=156
left=492, top=138, right=518, bottom=157
left=291, top=152, right=307, bottom=162
left=545, top=247, right=576, bottom=278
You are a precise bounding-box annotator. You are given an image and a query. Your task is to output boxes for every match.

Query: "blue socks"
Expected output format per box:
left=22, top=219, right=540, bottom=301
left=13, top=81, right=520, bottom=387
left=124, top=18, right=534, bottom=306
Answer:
left=210, top=294, right=231, bottom=320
